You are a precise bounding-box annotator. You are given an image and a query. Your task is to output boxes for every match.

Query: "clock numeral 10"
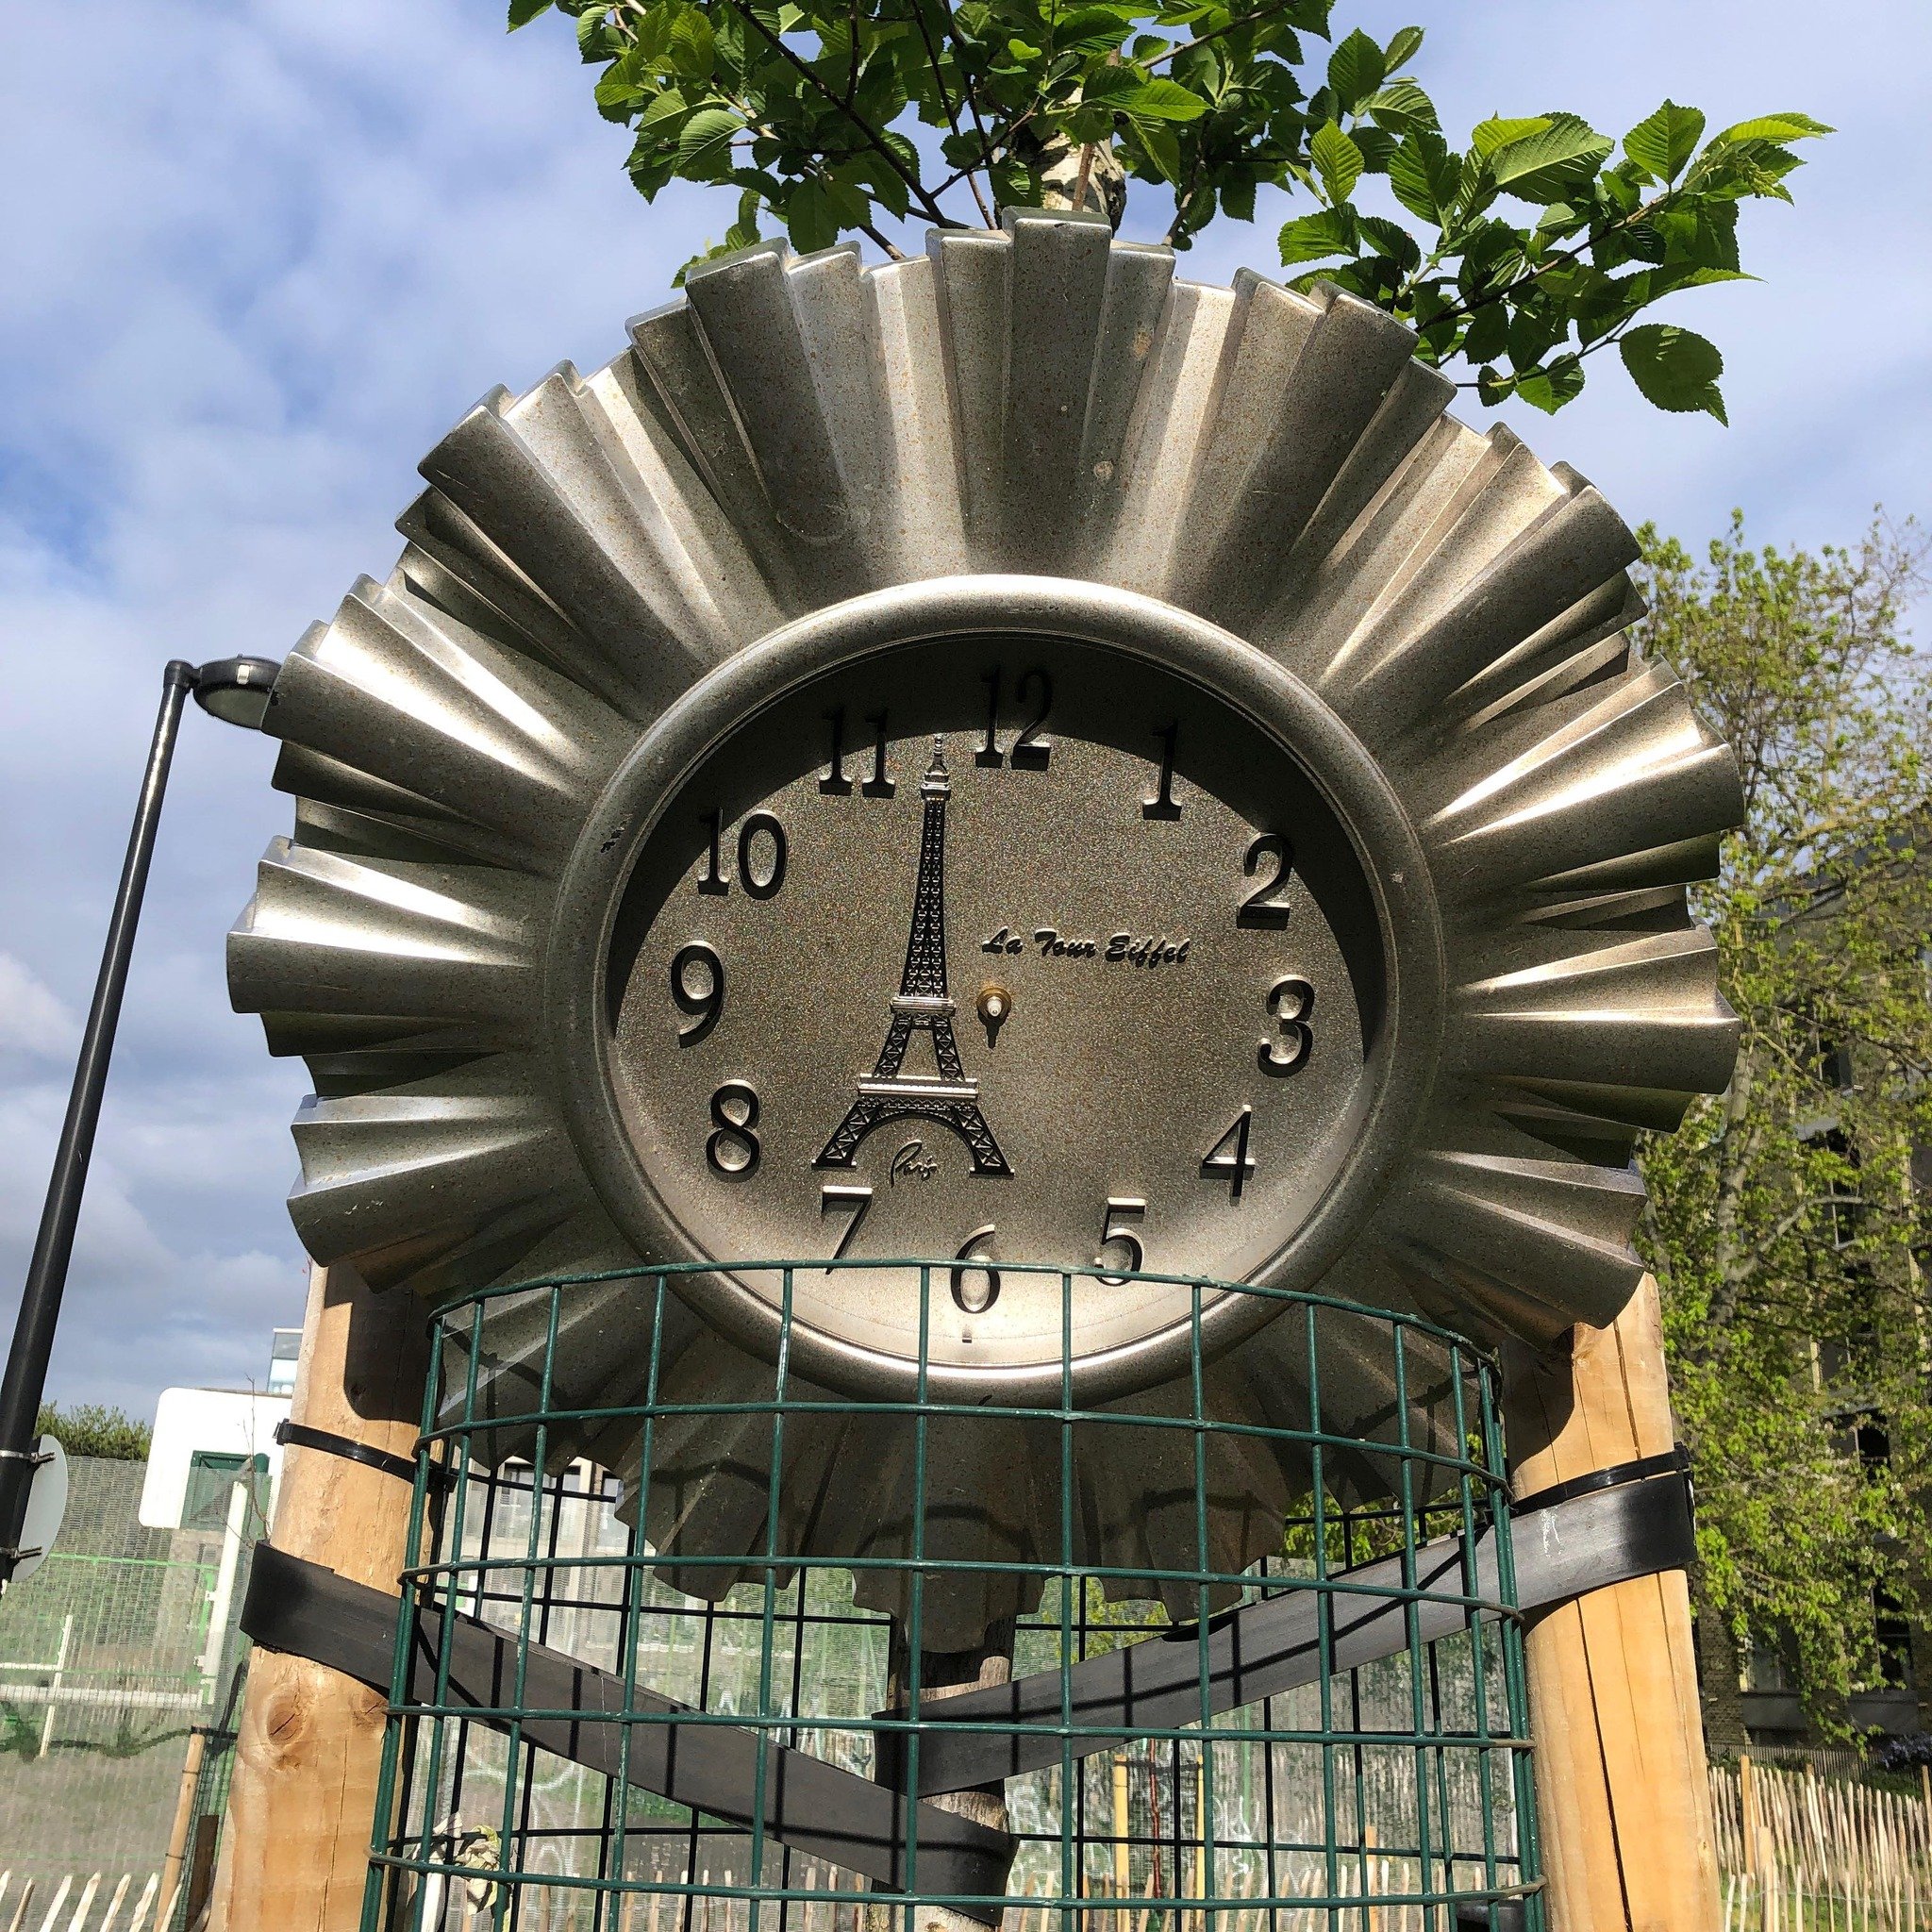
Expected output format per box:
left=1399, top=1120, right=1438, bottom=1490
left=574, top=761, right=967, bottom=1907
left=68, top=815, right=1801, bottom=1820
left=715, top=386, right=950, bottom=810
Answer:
left=1201, top=1108, right=1256, bottom=1201
left=696, top=810, right=789, bottom=899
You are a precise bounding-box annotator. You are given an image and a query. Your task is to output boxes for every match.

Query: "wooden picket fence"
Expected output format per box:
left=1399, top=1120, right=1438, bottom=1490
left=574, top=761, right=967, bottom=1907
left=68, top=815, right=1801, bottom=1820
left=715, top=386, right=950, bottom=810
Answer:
left=1710, top=1758, right=1932, bottom=1932
left=0, top=1872, right=161, bottom=1932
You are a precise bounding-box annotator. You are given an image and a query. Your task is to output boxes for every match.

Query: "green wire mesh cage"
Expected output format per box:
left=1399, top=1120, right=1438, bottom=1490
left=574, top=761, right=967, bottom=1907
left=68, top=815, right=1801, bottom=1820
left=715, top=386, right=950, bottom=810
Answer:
left=363, top=1262, right=1540, bottom=1932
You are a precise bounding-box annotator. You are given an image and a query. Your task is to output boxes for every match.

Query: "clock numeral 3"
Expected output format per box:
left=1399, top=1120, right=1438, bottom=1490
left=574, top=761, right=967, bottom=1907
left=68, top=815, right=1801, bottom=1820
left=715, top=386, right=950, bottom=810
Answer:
left=669, top=942, right=725, bottom=1046
left=1201, top=1108, right=1256, bottom=1201
left=1258, top=976, right=1314, bottom=1075
left=1237, top=833, right=1294, bottom=928
left=694, top=810, right=790, bottom=900
left=705, top=1081, right=761, bottom=1179
left=950, top=1225, right=1001, bottom=1314
left=820, top=1184, right=874, bottom=1270
left=1094, top=1197, right=1146, bottom=1284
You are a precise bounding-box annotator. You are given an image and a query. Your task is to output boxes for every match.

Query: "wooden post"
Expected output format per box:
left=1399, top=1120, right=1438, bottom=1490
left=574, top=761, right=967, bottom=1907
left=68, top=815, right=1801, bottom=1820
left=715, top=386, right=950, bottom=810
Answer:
left=1504, top=1275, right=1720, bottom=1932
left=208, top=1263, right=430, bottom=1932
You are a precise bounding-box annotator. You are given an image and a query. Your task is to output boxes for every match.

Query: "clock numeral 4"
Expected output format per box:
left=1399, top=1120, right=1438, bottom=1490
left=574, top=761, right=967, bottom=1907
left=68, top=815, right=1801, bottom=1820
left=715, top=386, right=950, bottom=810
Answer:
left=820, top=1184, right=874, bottom=1271
left=1094, top=1197, right=1146, bottom=1284
left=1201, top=1108, right=1256, bottom=1201
left=1258, top=976, right=1314, bottom=1075
left=695, top=809, right=789, bottom=899
left=705, top=1081, right=761, bottom=1179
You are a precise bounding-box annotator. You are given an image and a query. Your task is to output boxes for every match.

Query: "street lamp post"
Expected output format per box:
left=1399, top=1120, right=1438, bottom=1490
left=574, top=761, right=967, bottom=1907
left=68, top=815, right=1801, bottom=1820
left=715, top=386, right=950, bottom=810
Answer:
left=0, top=654, right=282, bottom=1591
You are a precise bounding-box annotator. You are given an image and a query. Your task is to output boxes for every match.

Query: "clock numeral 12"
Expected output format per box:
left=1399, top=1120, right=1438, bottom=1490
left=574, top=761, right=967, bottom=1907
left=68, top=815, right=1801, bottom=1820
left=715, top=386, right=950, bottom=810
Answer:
left=1201, top=1108, right=1256, bottom=1201
left=976, top=668, right=1054, bottom=770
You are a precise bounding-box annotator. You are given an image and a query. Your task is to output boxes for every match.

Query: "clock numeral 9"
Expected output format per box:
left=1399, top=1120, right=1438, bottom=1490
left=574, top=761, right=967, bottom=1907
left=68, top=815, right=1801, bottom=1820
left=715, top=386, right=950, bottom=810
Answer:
left=1258, top=976, right=1314, bottom=1075
left=669, top=942, right=724, bottom=1046
left=1237, top=833, right=1294, bottom=928
left=705, top=1081, right=761, bottom=1179
left=695, top=809, right=789, bottom=899
left=1094, top=1197, right=1146, bottom=1284
left=950, top=1225, right=1001, bottom=1314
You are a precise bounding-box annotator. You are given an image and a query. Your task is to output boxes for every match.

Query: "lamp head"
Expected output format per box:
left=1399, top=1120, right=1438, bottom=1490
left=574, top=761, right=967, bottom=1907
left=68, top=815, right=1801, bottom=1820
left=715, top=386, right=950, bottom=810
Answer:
left=192, top=657, right=282, bottom=730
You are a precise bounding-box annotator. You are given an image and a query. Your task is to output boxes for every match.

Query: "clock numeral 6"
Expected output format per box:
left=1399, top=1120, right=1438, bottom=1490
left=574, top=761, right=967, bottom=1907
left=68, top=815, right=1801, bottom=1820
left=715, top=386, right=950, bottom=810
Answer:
left=705, top=1081, right=761, bottom=1179
left=695, top=808, right=789, bottom=900
left=669, top=942, right=725, bottom=1046
left=950, top=1225, right=1001, bottom=1314
left=1094, top=1197, right=1147, bottom=1284
left=1258, top=976, right=1314, bottom=1075
left=1201, top=1108, right=1257, bottom=1201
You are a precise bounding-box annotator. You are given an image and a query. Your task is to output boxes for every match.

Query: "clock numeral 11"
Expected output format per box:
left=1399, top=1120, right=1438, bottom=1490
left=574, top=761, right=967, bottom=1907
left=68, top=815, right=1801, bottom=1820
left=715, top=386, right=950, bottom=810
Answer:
left=820, top=707, right=895, bottom=798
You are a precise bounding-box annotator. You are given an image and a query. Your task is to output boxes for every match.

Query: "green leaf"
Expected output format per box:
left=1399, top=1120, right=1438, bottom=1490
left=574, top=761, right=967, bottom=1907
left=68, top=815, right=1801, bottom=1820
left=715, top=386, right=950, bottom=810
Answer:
left=1389, top=126, right=1457, bottom=223
left=1490, top=113, right=1612, bottom=201
left=1624, top=100, right=1707, bottom=183
left=638, top=87, right=691, bottom=132
left=1620, top=323, right=1728, bottom=423
left=1513, top=355, right=1586, bottom=413
left=1278, top=205, right=1358, bottom=265
left=1125, top=117, right=1183, bottom=181
left=1221, top=175, right=1257, bottom=223
left=1461, top=299, right=1508, bottom=366
left=1714, top=111, right=1833, bottom=143
left=508, top=0, right=554, bottom=25
left=1122, top=77, right=1208, bottom=120
left=1383, top=25, right=1424, bottom=71
left=1472, top=115, right=1550, bottom=159
left=1357, top=212, right=1420, bottom=271
left=676, top=107, right=744, bottom=179
left=1309, top=120, right=1364, bottom=204
left=1366, top=79, right=1438, bottom=135
left=1325, top=28, right=1383, bottom=114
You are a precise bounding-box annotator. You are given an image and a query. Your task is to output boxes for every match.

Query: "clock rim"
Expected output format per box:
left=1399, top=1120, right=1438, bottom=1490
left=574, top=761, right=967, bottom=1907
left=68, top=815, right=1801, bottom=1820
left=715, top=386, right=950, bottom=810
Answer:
left=547, top=573, right=1447, bottom=1406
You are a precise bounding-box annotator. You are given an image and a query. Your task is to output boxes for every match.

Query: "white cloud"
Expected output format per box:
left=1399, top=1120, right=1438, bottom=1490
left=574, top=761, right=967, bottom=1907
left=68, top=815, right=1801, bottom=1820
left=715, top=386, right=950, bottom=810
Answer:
left=0, top=954, right=79, bottom=1058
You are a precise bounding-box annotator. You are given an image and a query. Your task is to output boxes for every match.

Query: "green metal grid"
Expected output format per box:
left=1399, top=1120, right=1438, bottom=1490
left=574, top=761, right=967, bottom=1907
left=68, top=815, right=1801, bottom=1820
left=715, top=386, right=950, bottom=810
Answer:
left=362, top=1261, right=1541, bottom=1932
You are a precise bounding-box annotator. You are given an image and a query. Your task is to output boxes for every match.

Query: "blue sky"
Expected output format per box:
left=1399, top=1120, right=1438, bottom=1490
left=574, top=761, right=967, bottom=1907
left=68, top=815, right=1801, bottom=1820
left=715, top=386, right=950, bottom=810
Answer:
left=0, top=0, right=1925, bottom=1416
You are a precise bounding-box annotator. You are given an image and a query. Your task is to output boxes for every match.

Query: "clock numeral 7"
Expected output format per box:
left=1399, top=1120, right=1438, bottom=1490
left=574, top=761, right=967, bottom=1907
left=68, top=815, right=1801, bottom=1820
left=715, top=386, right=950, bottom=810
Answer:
left=1201, top=1108, right=1256, bottom=1201
left=1094, top=1197, right=1146, bottom=1284
left=820, top=1184, right=874, bottom=1272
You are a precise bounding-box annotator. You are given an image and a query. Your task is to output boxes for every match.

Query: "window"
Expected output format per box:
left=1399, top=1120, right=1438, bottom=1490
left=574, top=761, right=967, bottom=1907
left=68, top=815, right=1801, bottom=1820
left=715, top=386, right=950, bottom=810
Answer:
left=183, top=1451, right=267, bottom=1533
left=267, top=1328, right=301, bottom=1397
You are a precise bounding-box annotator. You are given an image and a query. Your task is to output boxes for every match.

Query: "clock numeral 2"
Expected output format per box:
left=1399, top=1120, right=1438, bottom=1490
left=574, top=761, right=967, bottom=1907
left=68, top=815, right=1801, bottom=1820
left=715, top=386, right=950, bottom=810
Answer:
left=976, top=668, right=1054, bottom=770
left=705, top=1081, right=761, bottom=1179
left=1201, top=1108, right=1256, bottom=1201
left=1259, top=976, right=1314, bottom=1075
left=1094, top=1197, right=1146, bottom=1284
left=820, top=1184, right=874, bottom=1270
left=696, top=810, right=790, bottom=900
left=1238, top=833, right=1294, bottom=928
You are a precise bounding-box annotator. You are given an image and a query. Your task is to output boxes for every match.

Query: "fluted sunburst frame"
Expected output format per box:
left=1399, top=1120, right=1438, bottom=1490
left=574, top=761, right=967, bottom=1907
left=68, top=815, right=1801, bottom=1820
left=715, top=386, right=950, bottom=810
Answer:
left=228, top=208, right=1740, bottom=1645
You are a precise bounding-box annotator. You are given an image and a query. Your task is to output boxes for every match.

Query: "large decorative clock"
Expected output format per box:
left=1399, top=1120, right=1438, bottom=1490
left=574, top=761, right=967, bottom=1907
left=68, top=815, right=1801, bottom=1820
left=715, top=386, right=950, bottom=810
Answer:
left=228, top=210, right=1740, bottom=1640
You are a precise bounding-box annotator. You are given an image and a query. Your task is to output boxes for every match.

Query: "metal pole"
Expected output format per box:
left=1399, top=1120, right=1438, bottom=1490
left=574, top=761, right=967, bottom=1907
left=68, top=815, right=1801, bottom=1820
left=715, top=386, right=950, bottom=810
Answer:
left=0, top=658, right=197, bottom=1588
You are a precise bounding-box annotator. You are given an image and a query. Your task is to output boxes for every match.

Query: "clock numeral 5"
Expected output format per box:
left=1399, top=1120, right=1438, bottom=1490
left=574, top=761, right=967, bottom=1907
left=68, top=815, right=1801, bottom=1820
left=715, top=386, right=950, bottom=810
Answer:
left=1094, top=1197, right=1147, bottom=1284
left=1259, top=976, right=1314, bottom=1075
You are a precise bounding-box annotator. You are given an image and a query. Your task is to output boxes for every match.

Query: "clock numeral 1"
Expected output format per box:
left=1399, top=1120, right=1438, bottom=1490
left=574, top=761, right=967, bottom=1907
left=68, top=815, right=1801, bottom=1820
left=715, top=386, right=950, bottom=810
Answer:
left=820, top=1184, right=874, bottom=1271
left=1142, top=723, right=1181, bottom=821
left=976, top=669, right=1005, bottom=767
left=1095, top=1197, right=1147, bottom=1284
left=950, top=1225, right=1001, bottom=1314
left=1201, top=1108, right=1256, bottom=1201
left=696, top=808, right=729, bottom=895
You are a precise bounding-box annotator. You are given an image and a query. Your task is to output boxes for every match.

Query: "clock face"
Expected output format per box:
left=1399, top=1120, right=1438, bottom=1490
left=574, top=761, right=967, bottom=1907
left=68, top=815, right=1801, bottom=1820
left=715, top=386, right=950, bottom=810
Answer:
left=569, top=625, right=1419, bottom=1391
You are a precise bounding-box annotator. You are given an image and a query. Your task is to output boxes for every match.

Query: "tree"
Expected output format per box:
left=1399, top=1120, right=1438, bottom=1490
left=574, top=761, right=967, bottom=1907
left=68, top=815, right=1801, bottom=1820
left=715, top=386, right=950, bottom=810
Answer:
left=1635, top=514, right=1932, bottom=1724
left=508, top=1, right=1824, bottom=419
left=35, top=1402, right=153, bottom=1461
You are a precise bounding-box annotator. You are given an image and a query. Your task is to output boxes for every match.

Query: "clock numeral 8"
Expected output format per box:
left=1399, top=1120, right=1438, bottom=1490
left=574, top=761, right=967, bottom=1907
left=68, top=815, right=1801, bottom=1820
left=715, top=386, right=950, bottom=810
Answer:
left=1258, top=976, right=1314, bottom=1075
left=705, top=1081, right=761, bottom=1179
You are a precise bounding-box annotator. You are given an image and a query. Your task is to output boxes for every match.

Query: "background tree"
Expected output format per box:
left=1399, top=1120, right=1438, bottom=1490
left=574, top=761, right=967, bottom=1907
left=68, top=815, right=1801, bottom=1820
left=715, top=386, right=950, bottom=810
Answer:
left=1636, top=515, right=1932, bottom=1722
left=508, top=1, right=1824, bottom=419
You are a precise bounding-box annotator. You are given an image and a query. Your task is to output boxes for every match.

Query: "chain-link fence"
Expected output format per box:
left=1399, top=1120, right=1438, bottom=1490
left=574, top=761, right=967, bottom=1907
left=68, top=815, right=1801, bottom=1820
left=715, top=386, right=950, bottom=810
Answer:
left=366, top=1262, right=1539, bottom=1932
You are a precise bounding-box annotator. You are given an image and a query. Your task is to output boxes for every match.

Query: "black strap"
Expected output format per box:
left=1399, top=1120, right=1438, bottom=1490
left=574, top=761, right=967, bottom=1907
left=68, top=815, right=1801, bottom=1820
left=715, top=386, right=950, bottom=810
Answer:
left=240, top=1469, right=1693, bottom=1893
left=1511, top=1445, right=1690, bottom=1516
left=274, top=1419, right=448, bottom=1490
left=241, top=1545, right=1014, bottom=1919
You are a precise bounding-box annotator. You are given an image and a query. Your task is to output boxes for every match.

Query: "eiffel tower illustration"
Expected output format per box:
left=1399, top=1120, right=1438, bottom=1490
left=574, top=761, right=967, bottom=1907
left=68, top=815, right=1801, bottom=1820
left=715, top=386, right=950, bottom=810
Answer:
left=816, top=737, right=1011, bottom=1176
